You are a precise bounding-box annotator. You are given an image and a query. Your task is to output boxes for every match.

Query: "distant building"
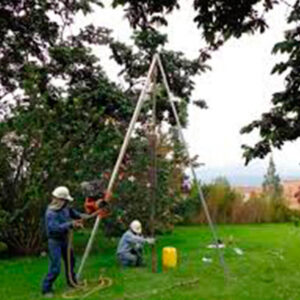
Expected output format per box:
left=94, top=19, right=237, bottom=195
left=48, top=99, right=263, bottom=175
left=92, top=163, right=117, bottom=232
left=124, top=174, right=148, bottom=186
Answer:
left=234, top=186, right=262, bottom=201
left=234, top=179, right=300, bottom=210
left=282, top=180, right=300, bottom=210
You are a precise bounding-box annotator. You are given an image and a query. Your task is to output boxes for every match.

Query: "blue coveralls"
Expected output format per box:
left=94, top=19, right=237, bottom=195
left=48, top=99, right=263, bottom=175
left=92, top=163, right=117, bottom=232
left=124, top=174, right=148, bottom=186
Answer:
left=42, top=206, right=82, bottom=294
left=117, top=230, right=147, bottom=267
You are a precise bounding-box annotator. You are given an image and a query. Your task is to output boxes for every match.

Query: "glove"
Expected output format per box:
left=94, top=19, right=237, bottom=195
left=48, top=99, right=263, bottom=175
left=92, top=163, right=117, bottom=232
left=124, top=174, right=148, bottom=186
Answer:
left=146, top=237, right=156, bottom=245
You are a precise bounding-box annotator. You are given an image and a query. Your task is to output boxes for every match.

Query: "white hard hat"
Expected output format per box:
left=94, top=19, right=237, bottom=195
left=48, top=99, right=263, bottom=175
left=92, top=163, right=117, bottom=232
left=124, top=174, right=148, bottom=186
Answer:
left=130, top=220, right=142, bottom=234
left=52, top=186, right=73, bottom=202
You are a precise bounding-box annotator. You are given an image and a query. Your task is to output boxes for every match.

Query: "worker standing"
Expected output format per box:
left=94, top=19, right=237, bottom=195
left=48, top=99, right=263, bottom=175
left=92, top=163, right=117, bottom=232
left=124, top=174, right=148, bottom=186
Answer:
left=42, top=186, right=89, bottom=298
left=117, top=220, right=155, bottom=267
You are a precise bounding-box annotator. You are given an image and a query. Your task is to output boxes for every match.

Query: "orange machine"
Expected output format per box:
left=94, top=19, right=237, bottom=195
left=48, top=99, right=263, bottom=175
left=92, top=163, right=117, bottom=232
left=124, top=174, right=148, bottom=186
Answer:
left=84, top=196, right=110, bottom=218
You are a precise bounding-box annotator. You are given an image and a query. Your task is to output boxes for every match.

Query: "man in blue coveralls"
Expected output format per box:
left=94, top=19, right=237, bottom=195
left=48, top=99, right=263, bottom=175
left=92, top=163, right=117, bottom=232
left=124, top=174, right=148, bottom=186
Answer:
left=117, top=220, right=155, bottom=267
left=42, top=186, right=89, bottom=298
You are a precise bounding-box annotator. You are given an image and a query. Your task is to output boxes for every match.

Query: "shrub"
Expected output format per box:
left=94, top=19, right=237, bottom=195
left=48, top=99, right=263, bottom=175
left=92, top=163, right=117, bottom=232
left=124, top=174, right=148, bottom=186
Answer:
left=180, top=177, right=294, bottom=225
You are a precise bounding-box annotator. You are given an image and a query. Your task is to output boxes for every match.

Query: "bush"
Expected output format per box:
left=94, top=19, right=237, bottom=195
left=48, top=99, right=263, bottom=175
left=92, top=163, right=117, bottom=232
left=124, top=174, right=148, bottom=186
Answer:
left=231, top=195, right=272, bottom=223
left=0, top=241, right=8, bottom=253
left=180, top=177, right=294, bottom=225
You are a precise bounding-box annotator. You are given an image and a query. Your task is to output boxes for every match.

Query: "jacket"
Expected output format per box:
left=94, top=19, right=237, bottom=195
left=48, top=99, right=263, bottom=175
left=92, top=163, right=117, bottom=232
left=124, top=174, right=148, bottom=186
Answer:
left=45, top=206, right=82, bottom=241
left=117, top=230, right=147, bottom=256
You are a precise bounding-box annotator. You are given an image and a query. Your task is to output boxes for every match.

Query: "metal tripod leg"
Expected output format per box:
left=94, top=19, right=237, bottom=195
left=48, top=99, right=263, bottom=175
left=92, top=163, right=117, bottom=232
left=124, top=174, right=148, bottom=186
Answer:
left=156, top=54, right=229, bottom=278
left=77, top=55, right=158, bottom=280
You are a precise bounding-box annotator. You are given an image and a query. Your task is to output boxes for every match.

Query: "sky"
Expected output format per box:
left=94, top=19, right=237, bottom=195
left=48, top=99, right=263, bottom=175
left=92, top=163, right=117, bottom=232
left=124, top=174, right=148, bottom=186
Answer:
left=78, top=0, right=300, bottom=186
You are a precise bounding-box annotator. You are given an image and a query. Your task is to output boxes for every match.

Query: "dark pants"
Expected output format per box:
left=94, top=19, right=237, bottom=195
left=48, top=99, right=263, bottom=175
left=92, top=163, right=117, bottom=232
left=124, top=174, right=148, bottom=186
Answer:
left=118, top=250, right=143, bottom=267
left=42, top=239, right=77, bottom=294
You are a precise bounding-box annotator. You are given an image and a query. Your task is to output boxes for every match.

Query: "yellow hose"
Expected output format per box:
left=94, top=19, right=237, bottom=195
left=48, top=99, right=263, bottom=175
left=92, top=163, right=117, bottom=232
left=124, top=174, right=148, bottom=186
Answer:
left=62, top=231, right=113, bottom=299
left=67, top=231, right=78, bottom=288
left=62, top=276, right=197, bottom=300
left=62, top=277, right=113, bottom=299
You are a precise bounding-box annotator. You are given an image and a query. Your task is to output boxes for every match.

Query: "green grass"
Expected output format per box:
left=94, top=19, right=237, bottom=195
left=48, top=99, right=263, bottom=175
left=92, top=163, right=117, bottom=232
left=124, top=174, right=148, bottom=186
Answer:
left=1, top=223, right=300, bottom=300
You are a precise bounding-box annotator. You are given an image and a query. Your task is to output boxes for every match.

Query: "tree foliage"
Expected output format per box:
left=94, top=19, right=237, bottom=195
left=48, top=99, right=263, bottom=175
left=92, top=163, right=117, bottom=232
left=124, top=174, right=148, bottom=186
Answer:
left=112, top=0, right=276, bottom=48
left=110, top=0, right=300, bottom=166
left=103, top=29, right=206, bottom=235
left=109, top=29, right=209, bottom=126
left=1, top=0, right=295, bottom=254
left=0, top=2, right=208, bottom=253
left=262, top=155, right=283, bottom=202
left=0, top=0, right=131, bottom=254
left=0, top=0, right=106, bottom=119
left=241, top=1, right=300, bottom=163
left=179, top=176, right=292, bottom=225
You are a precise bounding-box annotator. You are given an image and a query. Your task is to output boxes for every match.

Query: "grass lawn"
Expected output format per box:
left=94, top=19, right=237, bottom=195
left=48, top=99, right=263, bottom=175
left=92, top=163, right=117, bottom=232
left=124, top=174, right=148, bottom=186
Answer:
left=1, top=223, right=300, bottom=300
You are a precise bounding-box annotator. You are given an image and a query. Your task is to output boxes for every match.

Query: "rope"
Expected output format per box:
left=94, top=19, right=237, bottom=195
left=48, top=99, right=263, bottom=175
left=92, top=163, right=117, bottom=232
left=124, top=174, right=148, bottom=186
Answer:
left=62, top=274, right=198, bottom=300
left=109, top=277, right=200, bottom=300
left=67, top=231, right=79, bottom=288
left=61, top=277, right=113, bottom=299
left=64, top=230, right=196, bottom=300
left=63, top=230, right=113, bottom=299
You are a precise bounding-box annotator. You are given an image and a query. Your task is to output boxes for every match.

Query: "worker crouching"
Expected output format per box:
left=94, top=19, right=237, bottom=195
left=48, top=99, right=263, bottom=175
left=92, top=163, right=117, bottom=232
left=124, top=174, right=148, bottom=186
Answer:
left=42, top=186, right=88, bottom=298
left=117, top=220, right=155, bottom=267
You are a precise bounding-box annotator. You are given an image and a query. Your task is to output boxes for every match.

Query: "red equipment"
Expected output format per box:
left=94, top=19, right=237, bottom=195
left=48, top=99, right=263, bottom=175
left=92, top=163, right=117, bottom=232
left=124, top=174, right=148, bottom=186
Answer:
left=84, top=197, right=110, bottom=218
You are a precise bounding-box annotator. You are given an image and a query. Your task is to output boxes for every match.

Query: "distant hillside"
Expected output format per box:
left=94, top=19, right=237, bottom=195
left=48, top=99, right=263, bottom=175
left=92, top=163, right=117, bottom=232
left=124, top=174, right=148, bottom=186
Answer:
left=234, top=179, right=300, bottom=210
left=196, top=165, right=300, bottom=187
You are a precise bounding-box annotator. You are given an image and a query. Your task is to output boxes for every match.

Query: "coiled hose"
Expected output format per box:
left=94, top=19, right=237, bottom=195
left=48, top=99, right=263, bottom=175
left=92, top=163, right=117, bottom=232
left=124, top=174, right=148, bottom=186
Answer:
left=62, top=231, right=113, bottom=299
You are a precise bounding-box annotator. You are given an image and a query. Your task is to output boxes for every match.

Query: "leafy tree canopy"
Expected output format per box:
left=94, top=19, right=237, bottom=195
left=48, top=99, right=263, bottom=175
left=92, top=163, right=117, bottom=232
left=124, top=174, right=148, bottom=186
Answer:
left=241, top=1, right=300, bottom=163
left=110, top=0, right=300, bottom=165
left=112, top=0, right=277, bottom=48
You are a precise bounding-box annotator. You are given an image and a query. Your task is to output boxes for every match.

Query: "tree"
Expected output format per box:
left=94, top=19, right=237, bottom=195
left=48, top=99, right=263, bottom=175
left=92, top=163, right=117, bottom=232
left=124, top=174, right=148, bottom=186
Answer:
left=261, top=155, right=290, bottom=222
left=109, top=29, right=209, bottom=122
left=0, top=3, right=207, bottom=253
left=180, top=177, right=242, bottom=224
left=111, top=0, right=275, bottom=49
left=0, top=0, right=291, bottom=254
left=0, top=0, right=107, bottom=119
left=103, top=29, right=207, bottom=235
left=109, top=1, right=300, bottom=165
left=0, top=0, right=134, bottom=254
left=262, top=155, right=283, bottom=203
left=241, top=1, right=300, bottom=163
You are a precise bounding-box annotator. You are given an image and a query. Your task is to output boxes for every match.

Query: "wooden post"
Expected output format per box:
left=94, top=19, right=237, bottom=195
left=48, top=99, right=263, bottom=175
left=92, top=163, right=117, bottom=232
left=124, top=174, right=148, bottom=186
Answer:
left=149, top=67, right=158, bottom=273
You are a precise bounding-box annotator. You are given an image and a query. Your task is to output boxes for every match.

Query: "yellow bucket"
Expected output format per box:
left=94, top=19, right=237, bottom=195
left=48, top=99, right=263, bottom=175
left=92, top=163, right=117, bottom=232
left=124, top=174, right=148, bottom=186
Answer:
left=162, top=247, right=177, bottom=270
